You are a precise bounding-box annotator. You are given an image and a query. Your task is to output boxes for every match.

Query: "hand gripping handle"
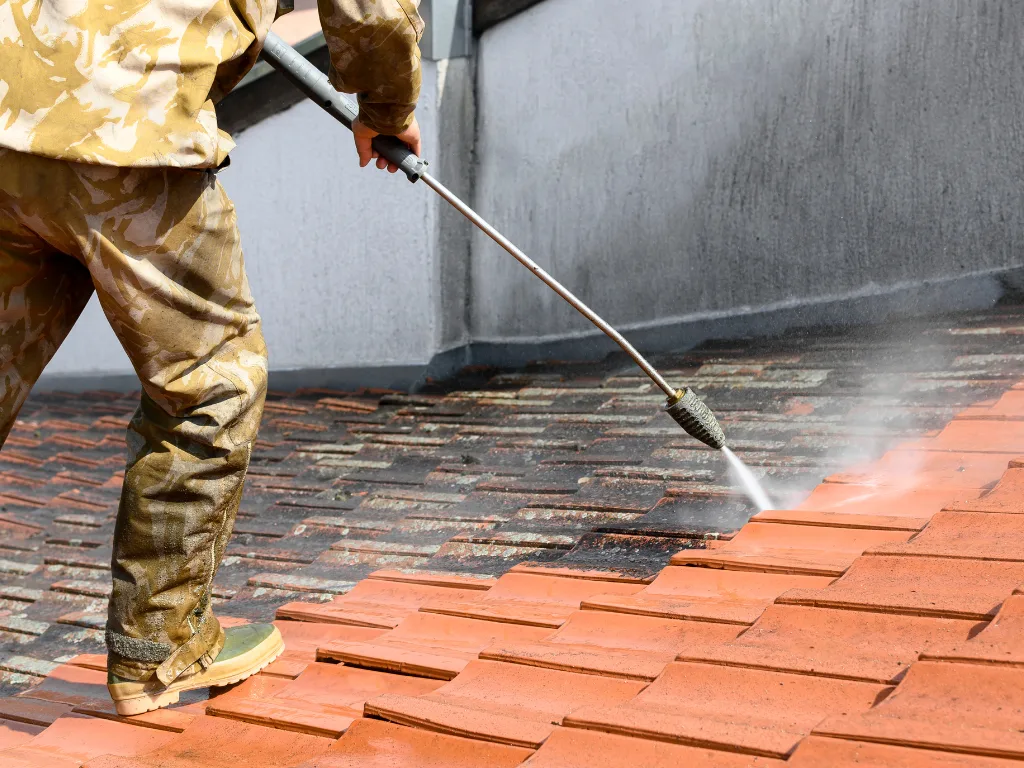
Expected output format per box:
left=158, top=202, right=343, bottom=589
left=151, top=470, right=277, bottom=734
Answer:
left=260, top=31, right=428, bottom=182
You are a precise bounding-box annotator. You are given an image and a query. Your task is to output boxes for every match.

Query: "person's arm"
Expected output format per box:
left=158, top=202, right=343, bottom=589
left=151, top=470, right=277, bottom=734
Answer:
left=318, top=0, right=424, bottom=171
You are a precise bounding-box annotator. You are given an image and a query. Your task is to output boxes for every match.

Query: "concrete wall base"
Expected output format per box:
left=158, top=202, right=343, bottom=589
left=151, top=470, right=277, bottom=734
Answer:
left=38, top=265, right=1019, bottom=394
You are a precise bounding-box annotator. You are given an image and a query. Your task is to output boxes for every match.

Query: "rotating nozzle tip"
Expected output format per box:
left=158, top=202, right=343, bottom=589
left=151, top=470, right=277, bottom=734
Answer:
left=665, top=389, right=726, bottom=450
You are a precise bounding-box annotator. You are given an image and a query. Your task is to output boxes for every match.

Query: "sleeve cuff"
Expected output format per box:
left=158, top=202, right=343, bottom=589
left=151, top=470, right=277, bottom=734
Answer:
left=355, top=98, right=417, bottom=135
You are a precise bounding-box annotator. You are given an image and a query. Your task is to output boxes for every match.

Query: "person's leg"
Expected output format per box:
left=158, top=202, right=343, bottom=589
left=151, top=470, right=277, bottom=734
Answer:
left=0, top=151, right=95, bottom=445
left=53, top=162, right=274, bottom=708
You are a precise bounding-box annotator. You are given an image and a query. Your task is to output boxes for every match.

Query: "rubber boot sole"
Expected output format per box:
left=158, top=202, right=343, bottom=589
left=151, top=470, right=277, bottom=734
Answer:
left=108, top=626, right=285, bottom=716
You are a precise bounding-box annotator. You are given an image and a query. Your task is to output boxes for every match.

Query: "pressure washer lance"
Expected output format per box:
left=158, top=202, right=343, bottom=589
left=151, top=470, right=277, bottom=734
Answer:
left=260, top=31, right=727, bottom=450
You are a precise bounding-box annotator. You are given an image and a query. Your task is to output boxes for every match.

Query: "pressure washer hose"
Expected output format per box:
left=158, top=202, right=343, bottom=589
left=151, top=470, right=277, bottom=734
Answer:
left=259, top=31, right=727, bottom=450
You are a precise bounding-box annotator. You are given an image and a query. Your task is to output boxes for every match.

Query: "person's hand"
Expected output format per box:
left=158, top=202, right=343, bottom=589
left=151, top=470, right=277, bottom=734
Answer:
left=352, top=117, right=421, bottom=173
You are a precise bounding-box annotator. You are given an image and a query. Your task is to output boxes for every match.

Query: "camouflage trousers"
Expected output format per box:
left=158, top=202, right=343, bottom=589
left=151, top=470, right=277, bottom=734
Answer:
left=0, top=150, right=268, bottom=684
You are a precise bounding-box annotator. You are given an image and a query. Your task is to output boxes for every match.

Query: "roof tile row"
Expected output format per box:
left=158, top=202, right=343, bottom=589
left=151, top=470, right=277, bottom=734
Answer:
left=3, top=307, right=1024, bottom=764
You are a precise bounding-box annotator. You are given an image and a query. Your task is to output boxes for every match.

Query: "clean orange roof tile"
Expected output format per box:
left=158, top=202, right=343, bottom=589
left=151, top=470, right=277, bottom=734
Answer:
left=565, top=661, right=891, bottom=758
left=64, top=655, right=106, bottom=672
left=261, top=657, right=312, bottom=680
left=954, top=391, right=1024, bottom=421
left=297, top=719, right=533, bottom=767
left=482, top=610, right=740, bottom=681
left=204, top=673, right=291, bottom=712
left=921, top=421, right=1024, bottom=454
left=778, top=555, right=1024, bottom=620
left=797, top=484, right=979, bottom=518
left=947, top=467, right=1024, bottom=514
left=0, top=719, right=44, bottom=750
left=921, top=594, right=1024, bottom=666
left=273, top=619, right=385, bottom=660
left=276, top=579, right=489, bottom=628
left=71, top=698, right=199, bottom=733
left=15, top=664, right=107, bottom=708
left=80, top=715, right=331, bottom=767
left=365, top=660, right=645, bottom=749
left=751, top=509, right=927, bottom=531
left=788, top=735, right=1021, bottom=767
left=671, top=522, right=911, bottom=577
left=522, top=728, right=784, bottom=767
left=317, top=611, right=551, bottom=680
left=0, top=713, right=174, bottom=768
left=676, top=604, right=983, bottom=683
left=583, top=566, right=832, bottom=624
left=825, top=450, right=1016, bottom=490
left=420, top=573, right=644, bottom=628
left=814, top=661, right=1024, bottom=760
left=205, top=662, right=443, bottom=738
left=870, top=512, right=1024, bottom=562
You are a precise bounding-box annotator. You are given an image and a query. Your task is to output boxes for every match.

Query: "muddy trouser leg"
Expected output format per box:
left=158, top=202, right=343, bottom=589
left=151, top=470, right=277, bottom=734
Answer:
left=0, top=151, right=269, bottom=683
left=93, top=167, right=268, bottom=683
left=0, top=194, right=95, bottom=445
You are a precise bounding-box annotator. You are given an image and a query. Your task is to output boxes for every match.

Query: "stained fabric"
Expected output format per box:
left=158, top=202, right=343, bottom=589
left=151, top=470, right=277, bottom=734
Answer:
left=0, top=0, right=423, bottom=168
left=0, top=149, right=268, bottom=680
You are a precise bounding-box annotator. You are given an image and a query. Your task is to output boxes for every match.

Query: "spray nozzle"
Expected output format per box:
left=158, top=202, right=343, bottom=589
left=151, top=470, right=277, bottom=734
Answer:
left=665, top=388, right=727, bottom=450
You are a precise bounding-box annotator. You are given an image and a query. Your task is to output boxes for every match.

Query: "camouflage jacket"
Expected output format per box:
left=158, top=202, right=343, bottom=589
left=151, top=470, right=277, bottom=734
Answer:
left=0, top=0, right=423, bottom=168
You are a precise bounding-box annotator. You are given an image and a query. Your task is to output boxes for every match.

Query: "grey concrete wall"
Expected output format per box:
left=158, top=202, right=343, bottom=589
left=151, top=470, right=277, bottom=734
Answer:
left=40, top=0, right=1024, bottom=389
left=469, top=0, right=1024, bottom=345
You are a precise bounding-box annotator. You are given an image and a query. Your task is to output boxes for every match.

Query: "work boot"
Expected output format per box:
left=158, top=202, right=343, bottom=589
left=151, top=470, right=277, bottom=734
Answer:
left=107, top=624, right=284, bottom=716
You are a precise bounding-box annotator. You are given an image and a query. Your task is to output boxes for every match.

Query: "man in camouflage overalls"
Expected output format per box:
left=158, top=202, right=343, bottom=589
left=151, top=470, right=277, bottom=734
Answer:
left=0, top=0, right=423, bottom=715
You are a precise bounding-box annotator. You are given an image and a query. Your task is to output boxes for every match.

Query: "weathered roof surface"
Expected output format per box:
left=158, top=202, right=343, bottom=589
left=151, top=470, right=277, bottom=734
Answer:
left=1, top=304, right=1023, bottom=765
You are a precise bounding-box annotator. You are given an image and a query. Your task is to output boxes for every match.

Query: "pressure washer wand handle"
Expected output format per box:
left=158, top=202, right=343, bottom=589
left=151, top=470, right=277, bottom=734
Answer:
left=260, top=31, right=428, bottom=182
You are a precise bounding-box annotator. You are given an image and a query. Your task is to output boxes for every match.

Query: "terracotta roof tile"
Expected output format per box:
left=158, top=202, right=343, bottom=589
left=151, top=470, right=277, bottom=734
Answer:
left=79, top=715, right=332, bottom=767
left=778, top=555, right=1024, bottom=620
left=921, top=420, right=1024, bottom=453
left=0, top=697, right=70, bottom=727
left=825, top=449, right=1017, bottom=490
left=0, top=713, right=175, bottom=767
left=206, top=662, right=442, bottom=738
left=814, top=661, right=1024, bottom=760
left=273, top=619, right=385, bottom=660
left=318, top=610, right=550, bottom=679
left=670, top=521, right=912, bottom=576
left=676, top=604, right=983, bottom=683
left=275, top=578, right=490, bottom=628
left=582, top=566, right=833, bottom=624
left=869, top=511, right=1024, bottom=561
left=788, top=735, right=1022, bottom=767
left=418, top=572, right=644, bottom=628
left=947, top=466, right=1024, bottom=514
left=0, top=718, right=45, bottom=751
left=481, top=610, right=740, bottom=681
left=921, top=593, right=1024, bottom=666
left=365, top=659, right=645, bottom=748
left=293, top=718, right=533, bottom=768
left=523, top=728, right=784, bottom=767
left=750, top=508, right=928, bottom=531
left=564, top=661, right=892, bottom=758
